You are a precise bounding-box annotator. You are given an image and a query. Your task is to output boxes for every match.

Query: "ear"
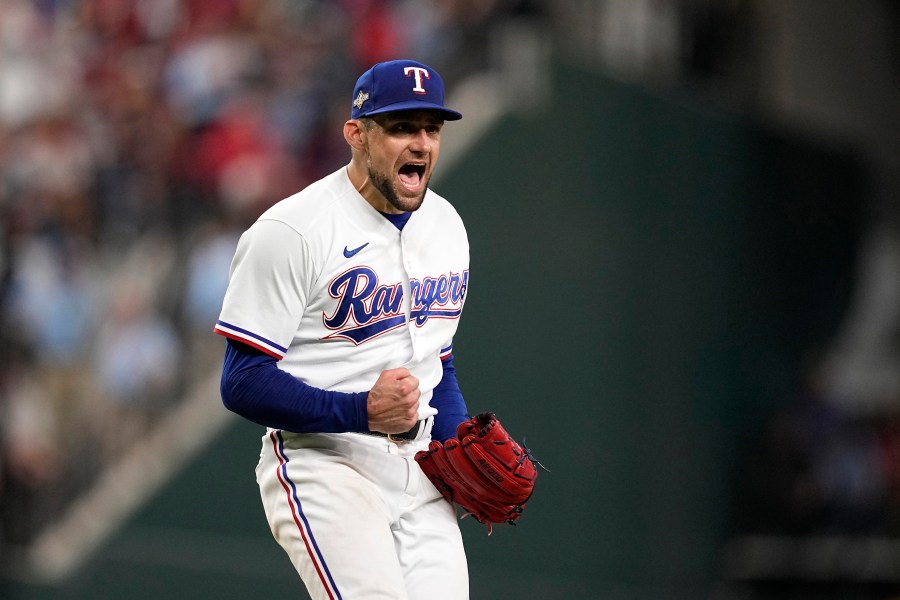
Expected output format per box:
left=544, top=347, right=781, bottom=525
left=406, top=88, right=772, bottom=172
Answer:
left=343, top=120, right=366, bottom=151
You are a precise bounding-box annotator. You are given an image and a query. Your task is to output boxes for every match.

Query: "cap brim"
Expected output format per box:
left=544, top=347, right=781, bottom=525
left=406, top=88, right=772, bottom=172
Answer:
left=358, top=100, right=462, bottom=121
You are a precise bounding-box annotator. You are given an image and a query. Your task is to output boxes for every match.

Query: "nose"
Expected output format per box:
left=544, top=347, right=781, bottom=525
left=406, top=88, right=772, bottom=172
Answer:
left=409, top=128, right=432, bottom=153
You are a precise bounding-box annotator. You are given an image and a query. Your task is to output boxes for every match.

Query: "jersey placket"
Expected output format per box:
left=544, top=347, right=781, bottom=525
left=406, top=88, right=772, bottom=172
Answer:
left=399, top=230, right=419, bottom=358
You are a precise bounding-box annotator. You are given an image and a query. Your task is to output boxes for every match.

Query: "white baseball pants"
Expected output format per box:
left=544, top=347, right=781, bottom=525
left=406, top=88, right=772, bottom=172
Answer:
left=256, top=430, right=469, bottom=599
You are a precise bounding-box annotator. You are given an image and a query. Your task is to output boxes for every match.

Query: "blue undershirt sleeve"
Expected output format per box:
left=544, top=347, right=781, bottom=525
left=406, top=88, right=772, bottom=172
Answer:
left=220, top=339, right=369, bottom=433
left=429, top=355, right=470, bottom=441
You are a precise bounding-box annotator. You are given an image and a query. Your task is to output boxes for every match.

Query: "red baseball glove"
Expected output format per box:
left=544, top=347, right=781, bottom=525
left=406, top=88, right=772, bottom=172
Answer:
left=415, top=412, right=539, bottom=530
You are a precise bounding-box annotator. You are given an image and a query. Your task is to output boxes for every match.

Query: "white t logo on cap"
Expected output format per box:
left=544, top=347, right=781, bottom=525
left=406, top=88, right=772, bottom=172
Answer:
left=404, top=66, right=429, bottom=94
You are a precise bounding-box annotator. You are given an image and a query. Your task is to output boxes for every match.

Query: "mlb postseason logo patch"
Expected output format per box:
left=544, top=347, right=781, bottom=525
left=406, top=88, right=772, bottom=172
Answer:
left=354, top=90, right=369, bottom=110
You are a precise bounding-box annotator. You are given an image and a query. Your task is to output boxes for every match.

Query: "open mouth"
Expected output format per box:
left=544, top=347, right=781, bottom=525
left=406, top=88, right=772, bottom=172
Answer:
left=398, top=163, right=426, bottom=189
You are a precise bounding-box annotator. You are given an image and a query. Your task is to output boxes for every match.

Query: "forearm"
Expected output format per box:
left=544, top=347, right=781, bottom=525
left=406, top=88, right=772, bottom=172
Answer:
left=220, top=339, right=369, bottom=433
left=429, top=355, right=469, bottom=441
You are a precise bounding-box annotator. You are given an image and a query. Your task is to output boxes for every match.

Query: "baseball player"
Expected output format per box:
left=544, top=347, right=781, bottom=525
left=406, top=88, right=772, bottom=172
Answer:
left=215, top=60, right=471, bottom=599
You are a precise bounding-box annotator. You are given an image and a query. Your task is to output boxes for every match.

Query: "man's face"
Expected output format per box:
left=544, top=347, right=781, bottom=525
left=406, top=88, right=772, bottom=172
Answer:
left=363, top=110, right=444, bottom=213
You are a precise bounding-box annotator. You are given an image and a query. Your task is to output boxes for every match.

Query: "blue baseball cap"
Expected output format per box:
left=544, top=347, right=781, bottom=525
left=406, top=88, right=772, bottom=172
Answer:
left=350, top=59, right=462, bottom=121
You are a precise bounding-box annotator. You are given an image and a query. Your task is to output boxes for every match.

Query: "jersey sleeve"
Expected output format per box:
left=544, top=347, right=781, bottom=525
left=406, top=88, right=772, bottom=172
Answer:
left=214, top=219, right=314, bottom=359
left=439, top=338, right=454, bottom=361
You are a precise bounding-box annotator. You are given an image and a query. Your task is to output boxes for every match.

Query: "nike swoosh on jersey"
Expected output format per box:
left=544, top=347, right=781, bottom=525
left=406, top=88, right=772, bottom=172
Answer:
left=343, top=242, right=369, bottom=258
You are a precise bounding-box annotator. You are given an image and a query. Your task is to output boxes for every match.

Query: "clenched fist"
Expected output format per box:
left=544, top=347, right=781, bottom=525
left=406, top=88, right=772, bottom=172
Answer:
left=367, top=368, right=420, bottom=434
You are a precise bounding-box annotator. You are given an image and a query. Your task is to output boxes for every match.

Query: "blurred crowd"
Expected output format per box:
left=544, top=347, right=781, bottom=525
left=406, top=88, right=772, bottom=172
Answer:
left=0, top=0, right=534, bottom=551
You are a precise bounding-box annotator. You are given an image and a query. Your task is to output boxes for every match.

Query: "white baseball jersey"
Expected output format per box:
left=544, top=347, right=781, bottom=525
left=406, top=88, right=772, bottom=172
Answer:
left=214, top=166, right=470, bottom=422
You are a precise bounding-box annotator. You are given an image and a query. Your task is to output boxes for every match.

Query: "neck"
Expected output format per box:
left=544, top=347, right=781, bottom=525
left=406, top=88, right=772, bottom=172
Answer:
left=355, top=174, right=369, bottom=194
left=347, top=162, right=368, bottom=194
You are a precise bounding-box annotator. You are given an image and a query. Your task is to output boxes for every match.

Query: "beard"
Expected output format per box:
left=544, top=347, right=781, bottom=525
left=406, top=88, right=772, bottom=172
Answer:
left=367, top=163, right=427, bottom=213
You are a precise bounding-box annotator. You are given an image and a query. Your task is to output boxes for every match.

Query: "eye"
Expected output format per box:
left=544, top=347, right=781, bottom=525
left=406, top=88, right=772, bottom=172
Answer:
left=385, top=121, right=441, bottom=136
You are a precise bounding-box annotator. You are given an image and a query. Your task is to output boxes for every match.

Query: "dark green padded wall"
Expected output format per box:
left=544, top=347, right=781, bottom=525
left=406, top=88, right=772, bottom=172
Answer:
left=438, top=61, right=860, bottom=597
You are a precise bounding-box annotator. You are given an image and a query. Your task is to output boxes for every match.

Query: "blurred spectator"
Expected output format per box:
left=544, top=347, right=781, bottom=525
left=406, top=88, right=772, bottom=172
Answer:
left=92, top=232, right=181, bottom=421
left=162, top=4, right=264, bottom=128
left=0, top=358, right=64, bottom=547
left=5, top=236, right=99, bottom=366
left=180, top=217, right=241, bottom=366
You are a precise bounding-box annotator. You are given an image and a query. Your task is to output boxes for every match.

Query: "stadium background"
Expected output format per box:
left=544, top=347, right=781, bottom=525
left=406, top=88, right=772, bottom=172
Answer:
left=2, top=1, right=899, bottom=599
